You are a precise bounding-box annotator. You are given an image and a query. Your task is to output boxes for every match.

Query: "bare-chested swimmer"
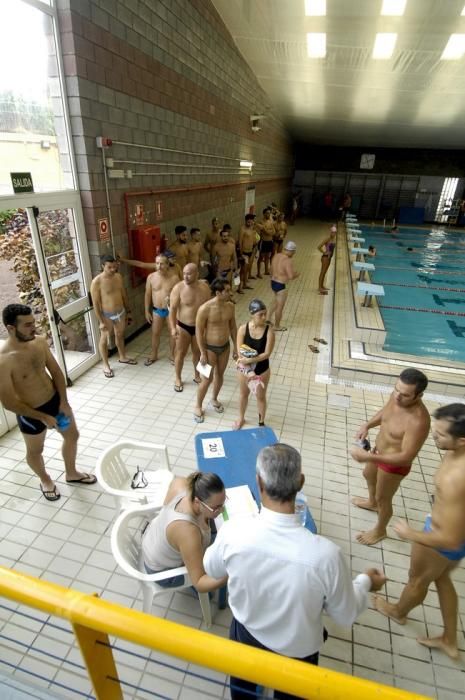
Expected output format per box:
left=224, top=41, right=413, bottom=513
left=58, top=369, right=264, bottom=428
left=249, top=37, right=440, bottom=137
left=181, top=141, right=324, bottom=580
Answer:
left=193, top=278, right=237, bottom=423
left=351, top=368, right=430, bottom=545
left=144, top=254, right=179, bottom=366
left=374, top=403, right=465, bottom=660
left=0, top=304, right=96, bottom=501
left=267, top=240, right=299, bottom=332
left=90, top=255, right=136, bottom=378
left=169, top=263, right=211, bottom=392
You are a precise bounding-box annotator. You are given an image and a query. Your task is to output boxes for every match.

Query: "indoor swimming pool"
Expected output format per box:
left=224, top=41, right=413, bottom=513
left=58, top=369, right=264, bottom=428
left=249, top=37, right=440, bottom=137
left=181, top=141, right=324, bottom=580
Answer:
left=359, top=225, right=465, bottom=363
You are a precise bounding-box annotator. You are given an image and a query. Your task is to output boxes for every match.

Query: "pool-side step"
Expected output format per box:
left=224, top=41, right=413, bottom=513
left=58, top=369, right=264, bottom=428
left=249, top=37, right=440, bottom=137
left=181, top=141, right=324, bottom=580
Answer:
left=357, top=282, right=385, bottom=307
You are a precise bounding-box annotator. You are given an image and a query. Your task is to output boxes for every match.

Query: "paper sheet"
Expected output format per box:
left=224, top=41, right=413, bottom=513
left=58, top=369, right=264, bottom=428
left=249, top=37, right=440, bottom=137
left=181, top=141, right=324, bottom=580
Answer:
left=196, top=360, right=212, bottom=378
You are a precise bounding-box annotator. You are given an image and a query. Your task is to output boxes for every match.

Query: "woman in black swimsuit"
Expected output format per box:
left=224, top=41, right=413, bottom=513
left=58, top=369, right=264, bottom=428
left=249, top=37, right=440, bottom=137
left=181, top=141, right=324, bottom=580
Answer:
left=233, top=299, right=275, bottom=430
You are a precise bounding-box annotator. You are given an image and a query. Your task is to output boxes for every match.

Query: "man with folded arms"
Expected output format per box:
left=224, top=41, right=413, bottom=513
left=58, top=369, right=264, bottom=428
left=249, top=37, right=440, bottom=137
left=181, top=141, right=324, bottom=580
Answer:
left=204, top=443, right=386, bottom=700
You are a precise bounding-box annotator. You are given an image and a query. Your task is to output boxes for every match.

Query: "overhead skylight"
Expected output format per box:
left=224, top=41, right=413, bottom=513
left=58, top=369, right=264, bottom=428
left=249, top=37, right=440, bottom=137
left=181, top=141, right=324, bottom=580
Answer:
left=381, top=0, right=407, bottom=16
left=441, top=34, right=465, bottom=60
left=372, top=33, right=397, bottom=59
left=307, top=33, right=326, bottom=58
left=305, top=0, right=326, bottom=16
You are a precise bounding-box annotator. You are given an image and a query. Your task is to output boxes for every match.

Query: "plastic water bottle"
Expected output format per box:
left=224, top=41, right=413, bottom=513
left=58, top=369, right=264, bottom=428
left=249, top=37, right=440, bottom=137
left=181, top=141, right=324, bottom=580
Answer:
left=55, top=412, right=71, bottom=431
left=295, top=491, right=307, bottom=527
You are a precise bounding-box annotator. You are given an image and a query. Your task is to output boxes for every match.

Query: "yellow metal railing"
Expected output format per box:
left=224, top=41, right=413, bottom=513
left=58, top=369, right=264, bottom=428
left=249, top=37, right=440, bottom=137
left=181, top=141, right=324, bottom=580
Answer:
left=0, top=567, right=429, bottom=700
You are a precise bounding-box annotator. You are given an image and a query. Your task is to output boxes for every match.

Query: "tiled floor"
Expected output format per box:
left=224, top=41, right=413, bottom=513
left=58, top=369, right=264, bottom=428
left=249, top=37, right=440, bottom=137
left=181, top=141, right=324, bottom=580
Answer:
left=0, top=219, right=464, bottom=699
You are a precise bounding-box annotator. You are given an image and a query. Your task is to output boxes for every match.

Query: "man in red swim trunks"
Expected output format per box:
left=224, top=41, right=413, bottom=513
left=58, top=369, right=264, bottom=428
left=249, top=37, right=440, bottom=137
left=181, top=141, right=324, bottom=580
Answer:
left=350, top=368, right=430, bottom=545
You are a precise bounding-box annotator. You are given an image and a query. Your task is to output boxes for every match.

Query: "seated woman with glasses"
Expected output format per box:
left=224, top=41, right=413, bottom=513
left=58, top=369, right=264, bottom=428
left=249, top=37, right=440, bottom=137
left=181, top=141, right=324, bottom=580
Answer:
left=142, top=471, right=227, bottom=592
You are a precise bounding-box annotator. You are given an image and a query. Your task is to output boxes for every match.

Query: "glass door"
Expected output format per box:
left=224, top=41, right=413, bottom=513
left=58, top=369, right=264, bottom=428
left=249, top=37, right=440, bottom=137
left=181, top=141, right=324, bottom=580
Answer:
left=0, top=192, right=98, bottom=382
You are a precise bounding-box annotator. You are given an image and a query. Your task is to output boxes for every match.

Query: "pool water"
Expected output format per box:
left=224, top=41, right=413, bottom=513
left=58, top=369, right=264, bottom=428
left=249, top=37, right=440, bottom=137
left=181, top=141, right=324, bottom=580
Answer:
left=359, top=225, right=465, bottom=363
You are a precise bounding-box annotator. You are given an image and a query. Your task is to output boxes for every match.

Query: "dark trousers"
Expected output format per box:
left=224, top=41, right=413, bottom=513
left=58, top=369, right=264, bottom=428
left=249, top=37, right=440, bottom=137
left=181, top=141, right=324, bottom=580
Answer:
left=229, top=617, right=320, bottom=700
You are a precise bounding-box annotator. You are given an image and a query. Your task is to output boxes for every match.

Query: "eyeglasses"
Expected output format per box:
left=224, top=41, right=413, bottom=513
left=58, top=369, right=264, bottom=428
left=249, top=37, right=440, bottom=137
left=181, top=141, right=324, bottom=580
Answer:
left=198, top=497, right=227, bottom=513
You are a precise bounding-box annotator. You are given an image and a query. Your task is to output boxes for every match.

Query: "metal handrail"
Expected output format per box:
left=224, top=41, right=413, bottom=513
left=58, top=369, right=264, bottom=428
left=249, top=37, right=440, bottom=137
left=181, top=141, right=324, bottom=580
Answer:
left=0, top=567, right=428, bottom=700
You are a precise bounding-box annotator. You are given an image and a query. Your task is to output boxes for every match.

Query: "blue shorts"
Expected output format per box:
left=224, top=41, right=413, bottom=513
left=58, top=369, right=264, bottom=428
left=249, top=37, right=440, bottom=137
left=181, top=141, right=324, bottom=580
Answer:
left=153, top=306, right=169, bottom=318
left=423, top=515, right=465, bottom=561
left=271, top=280, right=286, bottom=293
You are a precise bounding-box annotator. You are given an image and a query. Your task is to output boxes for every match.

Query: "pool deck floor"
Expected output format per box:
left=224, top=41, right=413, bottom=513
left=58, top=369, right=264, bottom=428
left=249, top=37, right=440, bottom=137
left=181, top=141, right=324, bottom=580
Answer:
left=0, top=217, right=464, bottom=699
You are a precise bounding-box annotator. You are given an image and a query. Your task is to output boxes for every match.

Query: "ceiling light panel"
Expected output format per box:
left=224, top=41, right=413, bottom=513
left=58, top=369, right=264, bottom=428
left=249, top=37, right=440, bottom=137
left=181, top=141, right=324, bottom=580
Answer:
left=372, top=33, right=397, bottom=59
left=462, top=5, right=465, bottom=16
left=307, top=33, right=326, bottom=58
left=441, top=34, right=465, bottom=60
left=381, top=0, right=407, bottom=16
left=304, top=0, right=326, bottom=16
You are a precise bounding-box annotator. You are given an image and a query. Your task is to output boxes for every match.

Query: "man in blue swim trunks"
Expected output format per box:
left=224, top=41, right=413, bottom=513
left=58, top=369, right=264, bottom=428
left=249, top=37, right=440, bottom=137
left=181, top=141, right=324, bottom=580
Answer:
left=144, top=255, right=180, bottom=366
left=268, top=240, right=299, bottom=331
left=374, top=403, right=465, bottom=660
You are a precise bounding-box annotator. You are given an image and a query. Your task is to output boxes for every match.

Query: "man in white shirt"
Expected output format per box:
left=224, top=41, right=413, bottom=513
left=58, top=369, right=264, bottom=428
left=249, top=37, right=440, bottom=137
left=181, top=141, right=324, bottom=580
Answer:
left=204, top=443, right=386, bottom=700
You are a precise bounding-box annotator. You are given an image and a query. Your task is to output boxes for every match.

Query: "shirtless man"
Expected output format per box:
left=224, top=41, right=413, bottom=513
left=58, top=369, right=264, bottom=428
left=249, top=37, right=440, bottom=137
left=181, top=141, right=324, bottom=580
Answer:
left=237, top=214, right=256, bottom=293
left=187, top=228, right=202, bottom=267
left=351, top=368, right=430, bottom=545
left=90, top=255, right=136, bottom=378
left=194, top=278, right=237, bottom=423
left=187, top=227, right=208, bottom=279
left=0, top=304, right=96, bottom=501
left=374, top=403, right=465, bottom=660
left=144, top=255, right=180, bottom=366
left=267, top=240, right=299, bottom=332
left=168, top=226, right=190, bottom=270
left=212, top=229, right=237, bottom=285
left=256, top=207, right=276, bottom=278
left=169, top=263, right=210, bottom=392
left=204, top=217, right=222, bottom=265
left=273, top=212, right=288, bottom=254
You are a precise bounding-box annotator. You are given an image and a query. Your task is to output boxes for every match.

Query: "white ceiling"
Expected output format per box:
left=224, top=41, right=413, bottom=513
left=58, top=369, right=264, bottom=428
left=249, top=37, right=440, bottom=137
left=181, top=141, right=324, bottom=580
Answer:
left=211, top=0, right=465, bottom=149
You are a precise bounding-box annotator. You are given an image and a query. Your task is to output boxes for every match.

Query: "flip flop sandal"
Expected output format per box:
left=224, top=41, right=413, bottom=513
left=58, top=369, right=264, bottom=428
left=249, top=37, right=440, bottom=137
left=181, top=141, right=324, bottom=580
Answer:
left=144, top=358, right=156, bottom=366
left=274, top=327, right=287, bottom=332
left=209, top=401, right=224, bottom=414
left=308, top=345, right=320, bottom=353
left=118, top=358, right=138, bottom=364
left=174, top=384, right=184, bottom=392
left=193, top=377, right=201, bottom=384
left=40, top=484, right=60, bottom=501
left=103, top=369, right=114, bottom=378
left=66, top=473, right=97, bottom=484
left=313, top=337, right=328, bottom=345
left=193, top=412, right=205, bottom=423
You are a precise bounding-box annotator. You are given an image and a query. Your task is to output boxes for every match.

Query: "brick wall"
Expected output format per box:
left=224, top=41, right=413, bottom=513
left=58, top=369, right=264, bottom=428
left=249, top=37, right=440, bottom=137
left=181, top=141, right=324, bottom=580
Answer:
left=57, top=0, right=294, bottom=331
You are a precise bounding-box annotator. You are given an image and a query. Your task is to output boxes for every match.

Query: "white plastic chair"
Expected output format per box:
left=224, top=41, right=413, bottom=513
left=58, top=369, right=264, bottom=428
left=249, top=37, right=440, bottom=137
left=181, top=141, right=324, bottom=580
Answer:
left=110, top=503, right=212, bottom=627
left=96, top=440, right=174, bottom=515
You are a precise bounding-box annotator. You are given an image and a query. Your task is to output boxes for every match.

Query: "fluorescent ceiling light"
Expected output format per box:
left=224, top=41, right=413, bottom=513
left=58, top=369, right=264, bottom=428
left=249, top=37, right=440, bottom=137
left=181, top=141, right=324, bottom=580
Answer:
left=240, top=160, right=253, bottom=168
left=305, top=0, right=326, bottom=16
left=307, top=33, right=326, bottom=58
left=381, top=0, right=407, bottom=16
left=372, top=33, right=397, bottom=59
left=441, top=34, right=465, bottom=60
left=462, top=4, right=465, bottom=16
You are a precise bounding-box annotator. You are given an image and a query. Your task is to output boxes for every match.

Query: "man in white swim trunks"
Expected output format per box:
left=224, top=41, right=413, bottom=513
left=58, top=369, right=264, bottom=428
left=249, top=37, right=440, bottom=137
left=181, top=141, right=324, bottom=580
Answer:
left=90, top=255, right=137, bottom=377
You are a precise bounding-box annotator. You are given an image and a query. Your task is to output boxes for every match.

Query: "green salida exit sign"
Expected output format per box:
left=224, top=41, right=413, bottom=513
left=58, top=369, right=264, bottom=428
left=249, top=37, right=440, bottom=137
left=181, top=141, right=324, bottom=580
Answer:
left=10, top=172, right=34, bottom=193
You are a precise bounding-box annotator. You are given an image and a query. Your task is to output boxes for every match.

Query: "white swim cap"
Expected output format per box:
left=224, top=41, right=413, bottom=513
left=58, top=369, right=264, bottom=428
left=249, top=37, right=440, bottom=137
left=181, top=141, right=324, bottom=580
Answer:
left=284, top=240, right=297, bottom=251
left=331, top=225, right=337, bottom=232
